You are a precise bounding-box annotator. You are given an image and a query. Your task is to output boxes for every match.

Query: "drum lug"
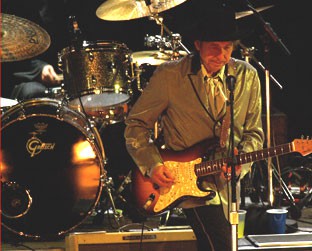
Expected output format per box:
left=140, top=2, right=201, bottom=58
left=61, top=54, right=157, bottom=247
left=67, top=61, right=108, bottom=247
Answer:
left=16, top=104, right=26, bottom=121
left=91, top=75, right=97, bottom=86
left=56, top=104, right=65, bottom=119
left=88, top=51, right=94, bottom=62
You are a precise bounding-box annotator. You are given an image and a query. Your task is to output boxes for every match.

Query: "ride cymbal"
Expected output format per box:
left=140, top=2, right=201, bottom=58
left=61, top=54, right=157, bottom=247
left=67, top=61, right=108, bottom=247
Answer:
left=132, top=50, right=187, bottom=65
left=0, top=13, right=51, bottom=62
left=96, top=0, right=188, bottom=21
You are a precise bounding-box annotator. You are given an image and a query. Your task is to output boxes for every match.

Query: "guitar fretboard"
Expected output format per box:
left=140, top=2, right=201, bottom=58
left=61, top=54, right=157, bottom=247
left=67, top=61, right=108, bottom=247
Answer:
left=195, top=142, right=293, bottom=177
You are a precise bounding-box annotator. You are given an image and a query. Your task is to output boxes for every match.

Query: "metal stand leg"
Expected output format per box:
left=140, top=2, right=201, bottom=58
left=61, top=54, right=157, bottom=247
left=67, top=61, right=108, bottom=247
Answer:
left=92, top=177, right=124, bottom=227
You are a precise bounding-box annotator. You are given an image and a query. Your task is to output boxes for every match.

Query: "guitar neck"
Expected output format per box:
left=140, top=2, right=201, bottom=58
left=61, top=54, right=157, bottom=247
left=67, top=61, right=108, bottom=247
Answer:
left=195, top=142, right=293, bottom=177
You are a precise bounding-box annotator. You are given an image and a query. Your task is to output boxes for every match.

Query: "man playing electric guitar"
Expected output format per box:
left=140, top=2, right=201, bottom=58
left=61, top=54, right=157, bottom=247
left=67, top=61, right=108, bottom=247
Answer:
left=125, top=7, right=264, bottom=251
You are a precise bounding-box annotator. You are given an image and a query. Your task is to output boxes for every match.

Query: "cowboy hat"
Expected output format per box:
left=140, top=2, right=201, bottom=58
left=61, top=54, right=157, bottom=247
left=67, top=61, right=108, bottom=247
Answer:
left=185, top=7, right=250, bottom=42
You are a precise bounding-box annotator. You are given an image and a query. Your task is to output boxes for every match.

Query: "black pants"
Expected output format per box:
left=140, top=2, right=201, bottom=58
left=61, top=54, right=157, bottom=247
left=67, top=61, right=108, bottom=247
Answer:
left=11, top=81, right=48, bottom=100
left=183, top=205, right=231, bottom=251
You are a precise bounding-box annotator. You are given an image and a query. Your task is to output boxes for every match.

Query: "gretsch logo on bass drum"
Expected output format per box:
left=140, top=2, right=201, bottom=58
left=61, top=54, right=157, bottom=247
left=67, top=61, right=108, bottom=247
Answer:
left=26, top=122, right=56, bottom=157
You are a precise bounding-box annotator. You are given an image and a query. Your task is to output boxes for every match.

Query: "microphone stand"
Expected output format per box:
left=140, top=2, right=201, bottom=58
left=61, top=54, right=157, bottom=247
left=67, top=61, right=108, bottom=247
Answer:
left=243, top=0, right=291, bottom=207
left=226, top=75, right=238, bottom=251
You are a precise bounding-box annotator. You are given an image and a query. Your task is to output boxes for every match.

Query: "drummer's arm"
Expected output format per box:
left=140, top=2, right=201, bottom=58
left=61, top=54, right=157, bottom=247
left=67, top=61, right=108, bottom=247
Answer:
left=13, top=59, right=61, bottom=86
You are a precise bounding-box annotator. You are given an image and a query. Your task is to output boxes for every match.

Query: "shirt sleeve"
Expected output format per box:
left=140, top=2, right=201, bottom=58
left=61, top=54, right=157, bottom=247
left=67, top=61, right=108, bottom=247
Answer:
left=124, top=65, right=169, bottom=175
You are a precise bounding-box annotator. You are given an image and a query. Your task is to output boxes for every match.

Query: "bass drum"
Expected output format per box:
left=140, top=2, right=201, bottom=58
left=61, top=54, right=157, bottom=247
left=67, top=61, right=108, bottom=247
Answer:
left=1, top=98, right=106, bottom=240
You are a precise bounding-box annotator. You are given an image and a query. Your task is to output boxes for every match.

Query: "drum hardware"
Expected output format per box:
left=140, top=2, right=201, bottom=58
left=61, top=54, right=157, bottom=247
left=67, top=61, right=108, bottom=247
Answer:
left=93, top=176, right=127, bottom=228
left=146, top=12, right=190, bottom=54
left=44, top=84, right=66, bottom=100
left=131, top=32, right=188, bottom=92
left=103, top=177, right=124, bottom=226
left=281, top=163, right=312, bottom=219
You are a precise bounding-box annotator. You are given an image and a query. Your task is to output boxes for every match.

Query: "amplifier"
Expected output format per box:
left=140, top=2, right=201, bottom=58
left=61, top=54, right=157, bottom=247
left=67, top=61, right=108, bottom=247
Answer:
left=65, top=228, right=197, bottom=251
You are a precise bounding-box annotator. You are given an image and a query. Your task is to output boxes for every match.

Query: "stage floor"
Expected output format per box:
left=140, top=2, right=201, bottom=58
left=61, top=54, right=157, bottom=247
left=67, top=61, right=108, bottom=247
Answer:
left=2, top=204, right=312, bottom=251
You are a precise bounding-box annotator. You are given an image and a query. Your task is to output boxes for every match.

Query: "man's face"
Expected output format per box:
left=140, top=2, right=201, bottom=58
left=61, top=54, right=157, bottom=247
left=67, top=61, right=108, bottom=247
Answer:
left=194, top=40, right=234, bottom=75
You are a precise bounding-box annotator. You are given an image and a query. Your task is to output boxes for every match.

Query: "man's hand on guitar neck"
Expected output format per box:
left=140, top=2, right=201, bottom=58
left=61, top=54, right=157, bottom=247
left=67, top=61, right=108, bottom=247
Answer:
left=149, top=164, right=175, bottom=188
left=220, top=163, right=242, bottom=181
left=220, top=147, right=242, bottom=181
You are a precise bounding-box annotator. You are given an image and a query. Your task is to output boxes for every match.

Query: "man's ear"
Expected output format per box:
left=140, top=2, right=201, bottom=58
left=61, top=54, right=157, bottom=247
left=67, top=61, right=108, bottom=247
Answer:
left=194, top=40, right=200, bottom=51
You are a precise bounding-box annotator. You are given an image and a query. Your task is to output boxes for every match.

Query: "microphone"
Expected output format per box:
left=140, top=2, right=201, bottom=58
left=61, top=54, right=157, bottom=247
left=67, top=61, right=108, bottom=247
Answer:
left=226, top=58, right=237, bottom=91
left=226, top=75, right=236, bottom=91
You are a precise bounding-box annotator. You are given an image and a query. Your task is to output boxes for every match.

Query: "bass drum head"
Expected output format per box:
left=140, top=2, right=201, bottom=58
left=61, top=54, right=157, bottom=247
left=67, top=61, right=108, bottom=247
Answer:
left=1, top=98, right=105, bottom=240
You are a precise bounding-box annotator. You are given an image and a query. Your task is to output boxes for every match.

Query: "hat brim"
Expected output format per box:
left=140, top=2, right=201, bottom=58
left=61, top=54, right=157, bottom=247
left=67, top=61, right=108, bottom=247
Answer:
left=178, top=7, right=253, bottom=42
left=181, top=20, right=252, bottom=42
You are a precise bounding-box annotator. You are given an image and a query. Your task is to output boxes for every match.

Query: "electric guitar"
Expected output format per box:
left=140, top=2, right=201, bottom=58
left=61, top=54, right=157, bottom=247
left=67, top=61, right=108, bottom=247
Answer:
left=131, top=138, right=312, bottom=215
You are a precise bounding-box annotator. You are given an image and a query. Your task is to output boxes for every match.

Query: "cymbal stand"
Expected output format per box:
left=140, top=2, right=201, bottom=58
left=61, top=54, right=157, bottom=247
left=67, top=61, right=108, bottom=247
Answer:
left=147, top=13, right=191, bottom=56
left=243, top=0, right=291, bottom=207
left=239, top=42, right=283, bottom=208
left=239, top=40, right=286, bottom=207
left=144, top=7, right=191, bottom=143
left=96, top=176, right=123, bottom=227
left=239, top=42, right=283, bottom=90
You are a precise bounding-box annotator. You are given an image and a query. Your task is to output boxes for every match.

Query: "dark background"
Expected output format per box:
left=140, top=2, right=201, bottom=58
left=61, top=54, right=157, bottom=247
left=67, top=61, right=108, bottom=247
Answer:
left=2, top=0, right=311, bottom=142
left=1, top=0, right=311, bottom=227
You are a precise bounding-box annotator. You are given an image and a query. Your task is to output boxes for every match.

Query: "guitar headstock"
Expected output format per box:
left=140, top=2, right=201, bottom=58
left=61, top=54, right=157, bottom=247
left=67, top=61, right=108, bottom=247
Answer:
left=292, top=137, right=312, bottom=156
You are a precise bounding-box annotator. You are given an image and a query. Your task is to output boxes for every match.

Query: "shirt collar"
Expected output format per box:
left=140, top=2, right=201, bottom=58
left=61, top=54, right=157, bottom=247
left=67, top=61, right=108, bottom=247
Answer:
left=201, top=64, right=226, bottom=82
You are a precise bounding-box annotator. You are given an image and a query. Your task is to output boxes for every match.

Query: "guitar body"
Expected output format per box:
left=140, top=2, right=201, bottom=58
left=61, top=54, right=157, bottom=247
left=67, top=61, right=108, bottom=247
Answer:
left=131, top=140, right=218, bottom=215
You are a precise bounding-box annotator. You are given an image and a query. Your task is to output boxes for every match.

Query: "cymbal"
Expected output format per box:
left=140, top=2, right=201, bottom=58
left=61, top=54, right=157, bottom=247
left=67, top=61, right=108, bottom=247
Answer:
left=96, top=0, right=187, bottom=21
left=132, top=50, right=187, bottom=65
left=235, top=5, right=274, bottom=19
left=0, top=13, right=51, bottom=62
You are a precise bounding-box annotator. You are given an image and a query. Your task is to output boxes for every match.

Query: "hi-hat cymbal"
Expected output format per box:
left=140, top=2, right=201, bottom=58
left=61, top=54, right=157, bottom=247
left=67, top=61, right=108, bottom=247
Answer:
left=235, top=5, right=274, bottom=19
left=132, top=50, right=187, bottom=65
left=96, top=0, right=187, bottom=21
left=0, top=13, right=51, bottom=62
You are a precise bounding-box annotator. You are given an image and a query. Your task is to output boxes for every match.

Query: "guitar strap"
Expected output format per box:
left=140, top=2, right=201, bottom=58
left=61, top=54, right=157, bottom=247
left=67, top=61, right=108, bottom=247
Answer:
left=219, top=105, right=231, bottom=148
left=219, top=58, right=237, bottom=148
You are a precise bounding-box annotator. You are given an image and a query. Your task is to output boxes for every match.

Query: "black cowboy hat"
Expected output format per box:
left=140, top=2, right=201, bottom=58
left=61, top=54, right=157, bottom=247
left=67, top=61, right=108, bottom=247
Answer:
left=183, top=7, right=251, bottom=42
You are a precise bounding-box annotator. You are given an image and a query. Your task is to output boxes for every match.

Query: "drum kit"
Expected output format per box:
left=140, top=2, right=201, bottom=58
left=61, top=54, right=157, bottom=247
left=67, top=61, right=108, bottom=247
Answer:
left=0, top=1, right=190, bottom=240
left=0, top=1, right=273, bottom=240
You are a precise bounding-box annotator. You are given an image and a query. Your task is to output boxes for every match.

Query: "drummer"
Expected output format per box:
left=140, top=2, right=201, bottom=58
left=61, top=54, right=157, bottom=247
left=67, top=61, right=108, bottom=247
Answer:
left=1, top=0, right=77, bottom=101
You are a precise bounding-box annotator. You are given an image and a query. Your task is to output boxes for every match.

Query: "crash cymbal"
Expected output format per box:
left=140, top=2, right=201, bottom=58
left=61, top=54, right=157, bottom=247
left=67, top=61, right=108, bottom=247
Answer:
left=132, top=50, right=187, bottom=65
left=235, top=5, right=274, bottom=19
left=96, top=0, right=187, bottom=21
left=0, top=13, right=51, bottom=62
